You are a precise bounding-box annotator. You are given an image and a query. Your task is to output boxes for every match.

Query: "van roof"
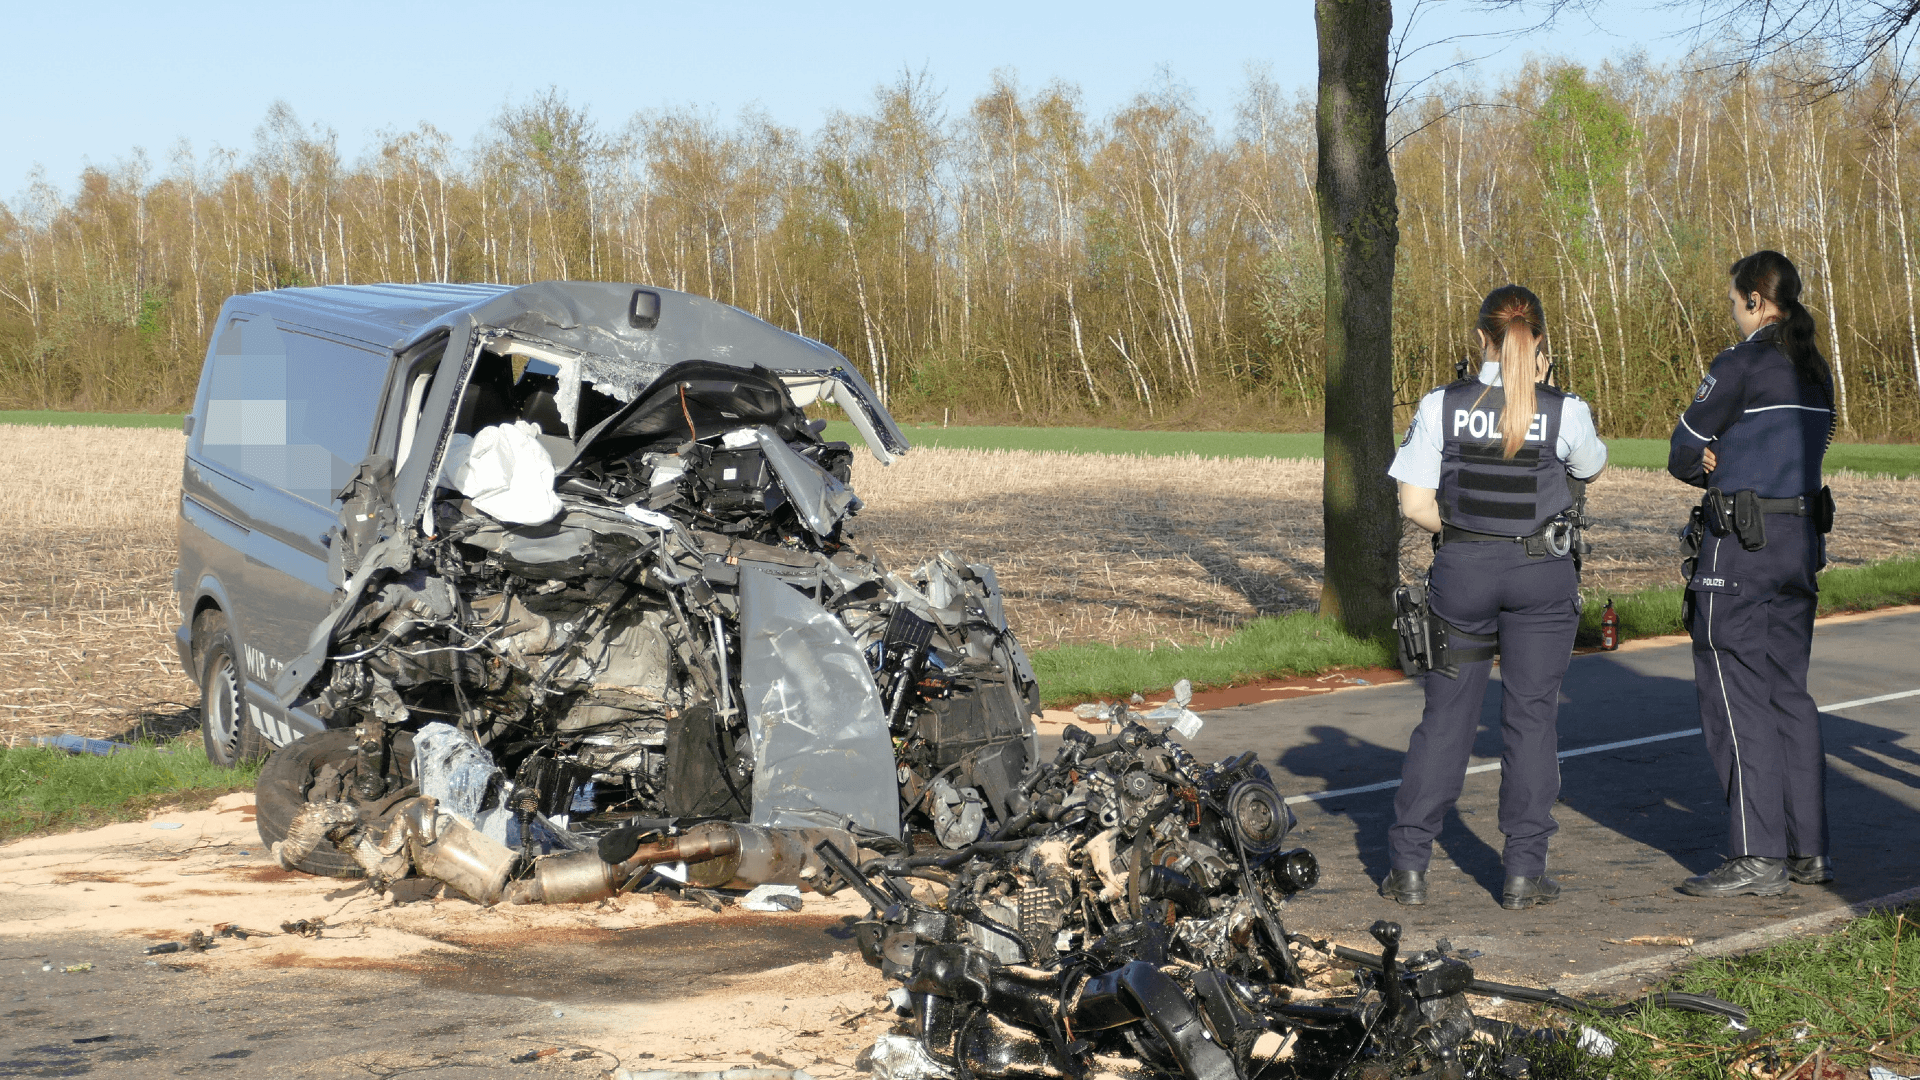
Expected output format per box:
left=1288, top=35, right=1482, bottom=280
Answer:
left=224, top=280, right=908, bottom=467
left=230, top=283, right=514, bottom=346
left=224, top=281, right=860, bottom=380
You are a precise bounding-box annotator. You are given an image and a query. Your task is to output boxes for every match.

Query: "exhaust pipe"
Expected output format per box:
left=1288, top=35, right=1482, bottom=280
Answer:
left=510, top=823, right=863, bottom=904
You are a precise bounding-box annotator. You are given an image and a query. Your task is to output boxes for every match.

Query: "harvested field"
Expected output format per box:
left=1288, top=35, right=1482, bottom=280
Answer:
left=0, top=426, right=195, bottom=742
left=3, top=424, right=1917, bottom=740
left=847, top=447, right=1920, bottom=645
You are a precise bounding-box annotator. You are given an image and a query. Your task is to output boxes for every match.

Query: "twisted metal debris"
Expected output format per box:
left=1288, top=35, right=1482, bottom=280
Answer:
left=811, top=705, right=1747, bottom=1080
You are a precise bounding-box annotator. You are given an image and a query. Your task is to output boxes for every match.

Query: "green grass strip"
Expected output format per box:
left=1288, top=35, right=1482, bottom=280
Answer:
left=1568, top=904, right=1920, bottom=1079
left=1031, top=555, right=1920, bottom=706
left=1030, top=611, right=1393, bottom=708
left=1576, top=553, right=1920, bottom=645
left=0, top=738, right=259, bottom=839
left=0, top=409, right=184, bottom=429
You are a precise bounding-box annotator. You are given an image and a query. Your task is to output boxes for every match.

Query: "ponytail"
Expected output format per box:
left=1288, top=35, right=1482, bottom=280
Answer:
left=1474, top=285, right=1548, bottom=459
left=1731, top=250, right=1832, bottom=390
left=1499, top=331, right=1538, bottom=458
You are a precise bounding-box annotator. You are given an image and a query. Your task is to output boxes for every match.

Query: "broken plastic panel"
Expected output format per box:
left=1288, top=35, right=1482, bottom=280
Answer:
left=739, top=567, right=901, bottom=837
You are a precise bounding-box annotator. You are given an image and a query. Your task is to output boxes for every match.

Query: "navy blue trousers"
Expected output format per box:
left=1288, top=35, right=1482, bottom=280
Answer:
left=1389, top=541, right=1580, bottom=877
left=1687, top=516, right=1826, bottom=859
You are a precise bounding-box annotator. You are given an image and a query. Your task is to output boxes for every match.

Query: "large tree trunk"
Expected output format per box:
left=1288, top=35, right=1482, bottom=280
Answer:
left=1315, top=0, right=1401, bottom=636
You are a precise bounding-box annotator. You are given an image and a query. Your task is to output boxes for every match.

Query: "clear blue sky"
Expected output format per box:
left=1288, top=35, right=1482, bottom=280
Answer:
left=8, top=1, right=1704, bottom=201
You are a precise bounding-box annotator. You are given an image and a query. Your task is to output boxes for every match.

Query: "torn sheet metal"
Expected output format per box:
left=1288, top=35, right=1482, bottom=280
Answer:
left=739, top=567, right=900, bottom=836
left=749, top=426, right=862, bottom=536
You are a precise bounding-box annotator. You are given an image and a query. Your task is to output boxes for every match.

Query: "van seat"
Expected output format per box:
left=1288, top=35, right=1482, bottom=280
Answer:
left=537, top=433, right=576, bottom=471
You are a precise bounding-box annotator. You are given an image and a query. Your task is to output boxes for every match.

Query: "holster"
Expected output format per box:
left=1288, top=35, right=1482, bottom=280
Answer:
left=1679, top=505, right=1704, bottom=583
left=1702, top=487, right=1733, bottom=537
left=1394, top=584, right=1496, bottom=680
left=1816, top=486, right=1836, bottom=534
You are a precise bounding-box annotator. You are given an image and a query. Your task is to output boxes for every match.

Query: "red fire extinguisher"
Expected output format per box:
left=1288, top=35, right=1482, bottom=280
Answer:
left=1600, top=599, right=1619, bottom=651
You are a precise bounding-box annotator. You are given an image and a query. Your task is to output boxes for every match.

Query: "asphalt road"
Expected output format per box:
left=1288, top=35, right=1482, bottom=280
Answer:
left=2, top=944, right=614, bottom=1078
left=5, top=609, right=1914, bottom=1075
left=1162, top=606, right=1920, bottom=989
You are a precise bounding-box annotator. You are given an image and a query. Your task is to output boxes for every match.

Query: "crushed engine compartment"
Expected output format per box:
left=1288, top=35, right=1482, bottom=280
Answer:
left=258, top=339, right=1041, bottom=881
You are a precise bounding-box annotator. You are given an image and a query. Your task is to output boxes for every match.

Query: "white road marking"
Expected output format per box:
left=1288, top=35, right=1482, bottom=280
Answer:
left=1282, top=686, right=1920, bottom=805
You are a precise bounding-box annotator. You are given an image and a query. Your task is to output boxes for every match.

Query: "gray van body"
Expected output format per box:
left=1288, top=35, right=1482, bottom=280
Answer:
left=174, top=281, right=908, bottom=750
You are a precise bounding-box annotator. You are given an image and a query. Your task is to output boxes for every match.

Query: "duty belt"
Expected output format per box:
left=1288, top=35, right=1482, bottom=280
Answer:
left=1695, top=486, right=1835, bottom=553
left=1439, top=519, right=1576, bottom=559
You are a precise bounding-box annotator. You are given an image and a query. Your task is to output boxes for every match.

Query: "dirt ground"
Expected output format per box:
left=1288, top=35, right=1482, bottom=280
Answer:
left=2, top=424, right=1917, bottom=740
left=0, top=792, right=896, bottom=1076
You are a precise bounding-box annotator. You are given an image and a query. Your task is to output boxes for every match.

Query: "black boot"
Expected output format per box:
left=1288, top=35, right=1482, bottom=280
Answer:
left=1680, top=856, right=1788, bottom=897
left=1501, top=875, right=1562, bottom=910
left=1787, top=855, right=1833, bottom=884
left=1380, top=869, right=1427, bottom=905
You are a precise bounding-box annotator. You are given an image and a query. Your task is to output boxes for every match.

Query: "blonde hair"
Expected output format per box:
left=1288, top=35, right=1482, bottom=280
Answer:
left=1475, top=285, right=1547, bottom=458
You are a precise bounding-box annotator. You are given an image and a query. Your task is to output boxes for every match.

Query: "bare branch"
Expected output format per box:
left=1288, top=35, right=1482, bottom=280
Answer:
left=1665, top=0, right=1920, bottom=93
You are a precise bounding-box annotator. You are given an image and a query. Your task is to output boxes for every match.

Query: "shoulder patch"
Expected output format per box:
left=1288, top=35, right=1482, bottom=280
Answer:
left=1400, top=424, right=1414, bottom=448
left=1694, top=374, right=1717, bottom=403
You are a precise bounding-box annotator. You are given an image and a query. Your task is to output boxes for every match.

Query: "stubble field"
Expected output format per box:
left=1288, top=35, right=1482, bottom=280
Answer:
left=4, top=424, right=1918, bottom=741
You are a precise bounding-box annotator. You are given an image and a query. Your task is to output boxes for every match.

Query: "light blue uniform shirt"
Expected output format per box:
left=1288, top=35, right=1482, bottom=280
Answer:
left=1388, top=362, right=1608, bottom=489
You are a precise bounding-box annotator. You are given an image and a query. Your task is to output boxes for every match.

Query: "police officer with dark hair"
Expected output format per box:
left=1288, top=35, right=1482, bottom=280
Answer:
left=1383, top=285, right=1608, bottom=910
left=1667, top=249, right=1837, bottom=898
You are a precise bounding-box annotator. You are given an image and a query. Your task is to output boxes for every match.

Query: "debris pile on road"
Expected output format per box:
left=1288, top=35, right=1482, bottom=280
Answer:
left=821, top=705, right=1750, bottom=1080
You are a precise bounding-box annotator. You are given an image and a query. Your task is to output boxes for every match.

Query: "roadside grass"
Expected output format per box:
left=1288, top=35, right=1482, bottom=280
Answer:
left=1575, top=553, right=1920, bottom=646
left=1569, top=904, right=1920, bottom=1080
left=1031, top=610, right=1393, bottom=707
left=0, top=737, right=258, bottom=840
left=1036, top=555, right=1920, bottom=706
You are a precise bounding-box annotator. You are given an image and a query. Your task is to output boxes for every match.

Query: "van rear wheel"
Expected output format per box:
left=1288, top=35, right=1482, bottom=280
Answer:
left=196, top=611, right=266, bottom=767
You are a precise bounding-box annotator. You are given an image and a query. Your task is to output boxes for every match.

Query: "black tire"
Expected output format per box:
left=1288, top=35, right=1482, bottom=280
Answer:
left=196, top=610, right=268, bottom=768
left=255, top=727, right=418, bottom=879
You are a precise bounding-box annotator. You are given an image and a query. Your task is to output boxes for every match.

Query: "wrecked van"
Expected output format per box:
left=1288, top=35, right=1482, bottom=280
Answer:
left=174, top=282, right=1040, bottom=874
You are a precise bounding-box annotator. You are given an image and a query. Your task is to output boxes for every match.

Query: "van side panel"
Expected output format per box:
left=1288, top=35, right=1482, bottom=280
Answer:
left=177, top=308, right=254, bottom=689
left=181, top=311, right=396, bottom=746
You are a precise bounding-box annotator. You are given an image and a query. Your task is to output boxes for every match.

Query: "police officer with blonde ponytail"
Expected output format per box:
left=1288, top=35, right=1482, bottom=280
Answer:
left=1383, top=285, right=1608, bottom=910
left=1667, top=250, right=1836, bottom=898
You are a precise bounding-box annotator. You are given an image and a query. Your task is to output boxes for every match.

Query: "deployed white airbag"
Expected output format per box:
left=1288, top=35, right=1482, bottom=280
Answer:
left=440, top=421, right=563, bottom=525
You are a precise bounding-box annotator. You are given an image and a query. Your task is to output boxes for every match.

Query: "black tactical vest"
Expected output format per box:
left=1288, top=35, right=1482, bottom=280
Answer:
left=1438, top=379, right=1573, bottom=536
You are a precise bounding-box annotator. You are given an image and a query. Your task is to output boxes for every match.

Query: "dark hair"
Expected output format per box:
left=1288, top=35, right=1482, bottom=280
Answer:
left=1730, top=250, right=1830, bottom=387
left=1475, top=284, right=1547, bottom=458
